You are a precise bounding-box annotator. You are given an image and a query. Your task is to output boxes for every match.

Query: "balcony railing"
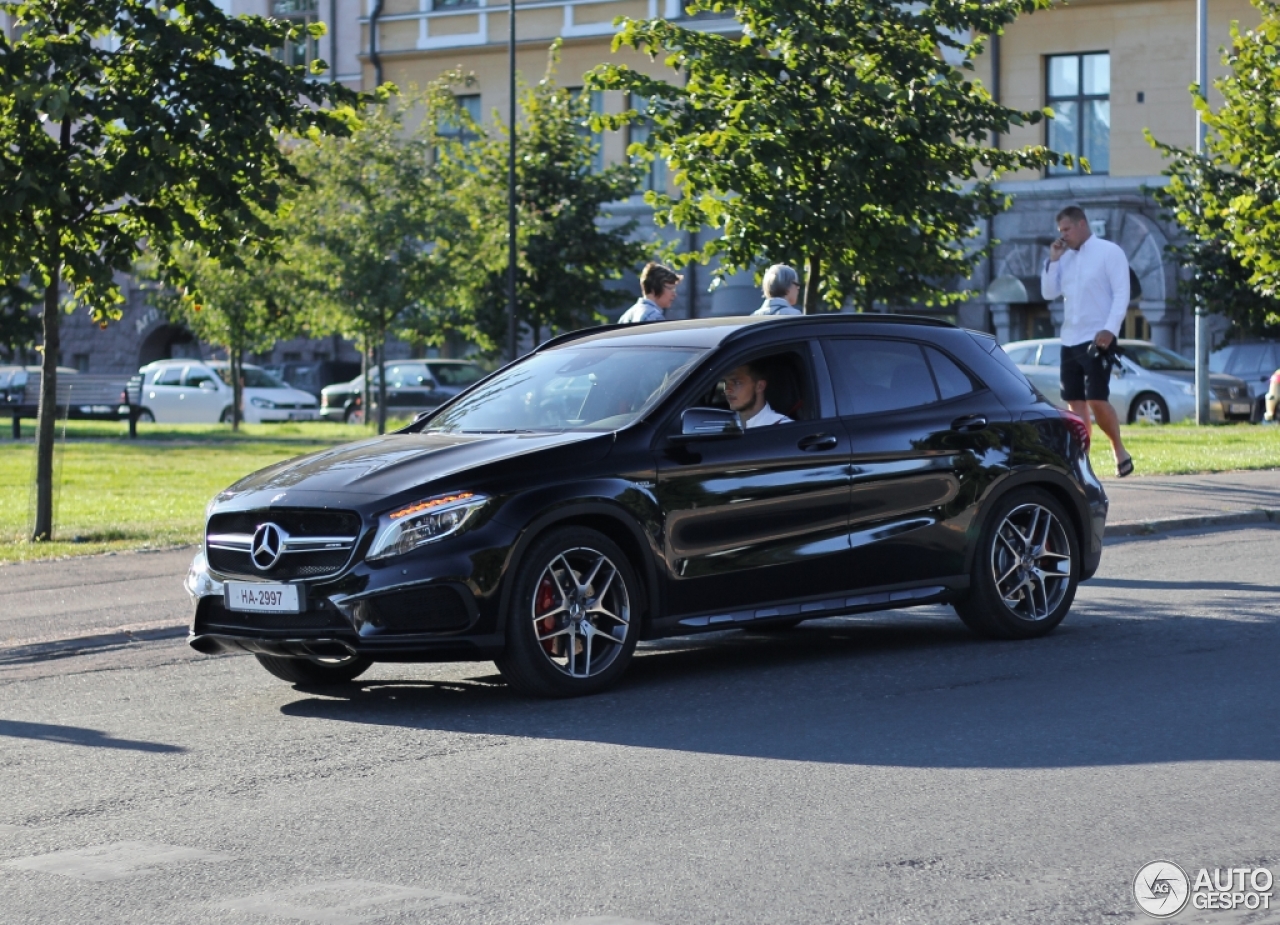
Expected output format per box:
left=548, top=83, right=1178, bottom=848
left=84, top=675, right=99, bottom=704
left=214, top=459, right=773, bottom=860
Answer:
left=362, top=0, right=736, bottom=53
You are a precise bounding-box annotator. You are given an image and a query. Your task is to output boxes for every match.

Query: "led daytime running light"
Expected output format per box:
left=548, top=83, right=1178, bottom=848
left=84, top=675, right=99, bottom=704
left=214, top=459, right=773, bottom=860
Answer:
left=389, top=492, right=475, bottom=521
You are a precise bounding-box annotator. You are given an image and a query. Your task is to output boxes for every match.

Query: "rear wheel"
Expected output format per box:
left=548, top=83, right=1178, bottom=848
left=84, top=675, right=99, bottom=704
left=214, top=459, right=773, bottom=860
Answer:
left=954, top=489, right=1080, bottom=640
left=344, top=405, right=364, bottom=425
left=495, top=527, right=640, bottom=698
left=254, top=653, right=372, bottom=686
left=136, top=408, right=155, bottom=424
left=1129, top=392, right=1169, bottom=424
left=219, top=407, right=234, bottom=424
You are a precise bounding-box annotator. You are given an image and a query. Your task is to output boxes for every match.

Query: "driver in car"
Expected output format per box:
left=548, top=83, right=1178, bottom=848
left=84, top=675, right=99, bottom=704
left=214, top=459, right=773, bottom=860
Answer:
left=722, top=363, right=792, bottom=428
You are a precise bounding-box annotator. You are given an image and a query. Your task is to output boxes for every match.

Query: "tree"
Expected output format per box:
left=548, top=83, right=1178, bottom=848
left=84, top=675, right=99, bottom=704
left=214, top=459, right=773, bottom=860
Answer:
left=290, top=82, right=469, bottom=434
left=148, top=224, right=310, bottom=429
left=0, top=282, right=39, bottom=363
left=1146, top=0, right=1280, bottom=332
left=587, top=0, right=1064, bottom=311
left=0, top=0, right=362, bottom=541
left=446, top=42, right=646, bottom=348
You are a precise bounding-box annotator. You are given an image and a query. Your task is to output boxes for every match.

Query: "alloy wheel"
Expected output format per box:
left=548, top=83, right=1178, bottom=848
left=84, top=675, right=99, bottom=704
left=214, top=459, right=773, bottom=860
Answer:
left=1132, top=396, right=1167, bottom=424
left=530, top=546, right=631, bottom=679
left=990, top=503, right=1073, bottom=622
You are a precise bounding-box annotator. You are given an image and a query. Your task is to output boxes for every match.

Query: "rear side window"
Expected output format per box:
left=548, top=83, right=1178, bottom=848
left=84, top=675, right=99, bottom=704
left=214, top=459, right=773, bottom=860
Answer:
left=823, top=339, right=938, bottom=416
left=1004, top=345, right=1036, bottom=365
left=153, top=367, right=182, bottom=386
left=924, top=347, right=978, bottom=401
left=183, top=367, right=217, bottom=388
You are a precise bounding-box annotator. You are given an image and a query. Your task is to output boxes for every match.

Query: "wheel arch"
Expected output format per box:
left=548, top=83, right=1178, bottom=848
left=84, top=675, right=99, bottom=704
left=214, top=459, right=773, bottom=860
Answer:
left=1127, top=390, right=1168, bottom=424
left=498, top=501, right=659, bottom=639
left=965, top=470, right=1092, bottom=578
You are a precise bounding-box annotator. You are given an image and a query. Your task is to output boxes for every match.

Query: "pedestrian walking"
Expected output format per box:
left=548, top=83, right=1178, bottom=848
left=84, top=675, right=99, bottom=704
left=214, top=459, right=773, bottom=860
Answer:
left=1264, top=367, right=1280, bottom=423
left=619, top=262, right=682, bottom=324
left=1040, top=205, right=1135, bottom=477
left=752, top=264, right=803, bottom=316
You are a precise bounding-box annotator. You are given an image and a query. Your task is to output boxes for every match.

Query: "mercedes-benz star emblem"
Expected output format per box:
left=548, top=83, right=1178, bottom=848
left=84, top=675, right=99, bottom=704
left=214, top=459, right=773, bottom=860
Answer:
left=250, top=522, right=287, bottom=571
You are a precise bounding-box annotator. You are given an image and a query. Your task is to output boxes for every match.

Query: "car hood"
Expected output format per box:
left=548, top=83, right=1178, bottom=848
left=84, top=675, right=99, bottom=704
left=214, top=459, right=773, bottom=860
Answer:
left=214, top=430, right=613, bottom=505
left=1137, top=369, right=1244, bottom=388
left=244, top=386, right=318, bottom=405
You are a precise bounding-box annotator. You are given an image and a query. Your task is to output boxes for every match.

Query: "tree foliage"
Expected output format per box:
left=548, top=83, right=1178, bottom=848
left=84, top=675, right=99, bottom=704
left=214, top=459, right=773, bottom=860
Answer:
left=587, top=0, right=1063, bottom=311
left=1146, top=0, right=1280, bottom=333
left=446, top=42, right=647, bottom=349
left=289, top=81, right=471, bottom=433
left=0, top=282, right=39, bottom=362
left=0, top=0, right=363, bottom=539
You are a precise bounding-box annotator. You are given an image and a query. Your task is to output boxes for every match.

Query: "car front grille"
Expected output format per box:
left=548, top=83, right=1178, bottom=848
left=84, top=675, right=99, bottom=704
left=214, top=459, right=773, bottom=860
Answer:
left=1212, top=385, right=1247, bottom=400
left=206, top=508, right=362, bottom=581
left=355, top=585, right=472, bottom=633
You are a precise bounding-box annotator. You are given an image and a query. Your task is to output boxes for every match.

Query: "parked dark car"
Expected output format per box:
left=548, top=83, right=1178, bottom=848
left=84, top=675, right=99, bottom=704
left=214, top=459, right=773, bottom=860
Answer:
left=262, top=360, right=361, bottom=400
left=186, top=316, right=1107, bottom=697
left=319, top=360, right=486, bottom=423
left=1210, top=340, right=1280, bottom=422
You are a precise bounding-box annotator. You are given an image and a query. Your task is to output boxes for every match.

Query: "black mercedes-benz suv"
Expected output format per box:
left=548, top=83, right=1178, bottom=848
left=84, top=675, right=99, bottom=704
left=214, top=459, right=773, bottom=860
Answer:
left=186, top=315, right=1107, bottom=696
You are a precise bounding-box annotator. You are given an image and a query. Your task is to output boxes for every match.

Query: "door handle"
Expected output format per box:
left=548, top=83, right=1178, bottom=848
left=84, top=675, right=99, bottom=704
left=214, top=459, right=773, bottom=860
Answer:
left=797, top=433, right=839, bottom=451
left=950, top=414, right=988, bottom=432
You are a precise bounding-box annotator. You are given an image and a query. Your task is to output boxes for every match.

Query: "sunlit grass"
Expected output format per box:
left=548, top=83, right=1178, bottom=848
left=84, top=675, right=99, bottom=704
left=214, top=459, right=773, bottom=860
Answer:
left=1089, top=421, right=1280, bottom=477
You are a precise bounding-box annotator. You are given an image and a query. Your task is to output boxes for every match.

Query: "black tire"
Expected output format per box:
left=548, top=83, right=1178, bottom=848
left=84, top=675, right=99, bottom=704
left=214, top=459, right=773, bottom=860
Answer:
left=954, top=488, right=1080, bottom=640
left=1128, top=392, right=1169, bottom=425
left=344, top=405, right=364, bottom=425
left=494, top=527, right=640, bottom=698
left=219, top=407, right=234, bottom=424
left=254, top=653, right=372, bottom=685
left=1252, top=396, right=1266, bottom=424
left=136, top=408, right=155, bottom=424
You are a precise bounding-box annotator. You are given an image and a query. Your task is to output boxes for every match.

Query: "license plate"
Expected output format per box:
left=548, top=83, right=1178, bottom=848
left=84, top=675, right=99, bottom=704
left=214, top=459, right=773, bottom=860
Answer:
left=1231, top=402, right=1251, bottom=414
left=288, top=411, right=315, bottom=421
left=225, top=582, right=303, bottom=613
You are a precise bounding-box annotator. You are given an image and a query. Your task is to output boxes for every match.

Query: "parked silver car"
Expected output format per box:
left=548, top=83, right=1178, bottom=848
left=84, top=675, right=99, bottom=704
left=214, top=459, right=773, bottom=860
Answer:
left=1002, top=338, right=1253, bottom=424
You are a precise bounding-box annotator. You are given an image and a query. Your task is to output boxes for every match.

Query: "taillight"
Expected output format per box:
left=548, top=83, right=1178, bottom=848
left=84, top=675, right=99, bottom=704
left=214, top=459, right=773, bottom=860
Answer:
left=1059, top=409, right=1091, bottom=452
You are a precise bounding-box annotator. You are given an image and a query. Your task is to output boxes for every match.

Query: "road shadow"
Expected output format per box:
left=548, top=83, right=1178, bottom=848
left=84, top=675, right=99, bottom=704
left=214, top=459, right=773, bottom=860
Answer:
left=0, top=719, right=186, bottom=753
left=279, top=578, right=1280, bottom=770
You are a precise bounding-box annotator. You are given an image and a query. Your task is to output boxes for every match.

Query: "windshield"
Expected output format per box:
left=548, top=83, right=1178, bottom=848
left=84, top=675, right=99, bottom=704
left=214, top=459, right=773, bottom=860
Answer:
left=1123, top=344, right=1195, bottom=372
left=422, top=346, right=704, bottom=433
left=215, top=366, right=288, bottom=389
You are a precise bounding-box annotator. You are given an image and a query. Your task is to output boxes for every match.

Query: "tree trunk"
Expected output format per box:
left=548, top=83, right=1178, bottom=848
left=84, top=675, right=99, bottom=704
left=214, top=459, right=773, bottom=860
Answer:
left=803, top=254, right=821, bottom=314
left=376, top=330, right=388, bottom=435
left=31, top=273, right=60, bottom=542
left=361, top=335, right=371, bottom=427
left=230, top=348, right=243, bottom=431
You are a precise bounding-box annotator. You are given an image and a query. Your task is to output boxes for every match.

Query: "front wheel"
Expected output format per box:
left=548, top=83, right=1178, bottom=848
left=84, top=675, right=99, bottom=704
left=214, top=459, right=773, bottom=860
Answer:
left=494, top=527, right=640, bottom=698
left=1129, top=392, right=1169, bottom=425
left=954, top=489, right=1080, bottom=640
left=254, top=653, right=372, bottom=686
left=344, top=405, right=364, bottom=425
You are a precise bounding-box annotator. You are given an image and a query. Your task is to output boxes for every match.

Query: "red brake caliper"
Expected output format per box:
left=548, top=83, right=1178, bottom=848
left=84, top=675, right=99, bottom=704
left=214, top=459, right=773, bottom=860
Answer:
left=536, top=577, right=558, bottom=655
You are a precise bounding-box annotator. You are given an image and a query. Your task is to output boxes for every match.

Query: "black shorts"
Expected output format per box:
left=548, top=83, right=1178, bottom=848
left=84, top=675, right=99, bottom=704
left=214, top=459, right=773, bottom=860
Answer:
left=1060, top=341, right=1110, bottom=402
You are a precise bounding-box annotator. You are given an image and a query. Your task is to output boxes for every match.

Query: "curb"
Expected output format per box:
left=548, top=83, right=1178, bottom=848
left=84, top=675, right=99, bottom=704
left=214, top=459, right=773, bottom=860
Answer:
left=1105, top=509, right=1280, bottom=539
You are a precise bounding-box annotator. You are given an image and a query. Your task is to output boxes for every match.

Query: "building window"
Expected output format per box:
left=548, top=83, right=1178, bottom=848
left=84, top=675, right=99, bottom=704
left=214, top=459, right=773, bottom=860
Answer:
left=271, top=0, right=319, bottom=69
left=569, top=87, right=604, bottom=174
left=432, top=0, right=478, bottom=8
left=440, top=94, right=482, bottom=145
left=628, top=94, right=667, bottom=194
left=72, top=353, right=90, bottom=372
left=1046, top=52, right=1110, bottom=175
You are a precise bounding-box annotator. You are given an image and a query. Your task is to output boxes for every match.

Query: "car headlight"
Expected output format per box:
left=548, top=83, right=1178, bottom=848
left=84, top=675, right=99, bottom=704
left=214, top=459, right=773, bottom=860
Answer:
left=1180, top=383, right=1194, bottom=395
left=250, top=397, right=276, bottom=409
left=367, top=491, right=488, bottom=560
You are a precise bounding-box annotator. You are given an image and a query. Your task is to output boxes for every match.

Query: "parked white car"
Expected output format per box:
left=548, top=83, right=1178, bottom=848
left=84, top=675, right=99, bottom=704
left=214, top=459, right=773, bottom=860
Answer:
left=136, top=360, right=319, bottom=424
left=1002, top=338, right=1253, bottom=424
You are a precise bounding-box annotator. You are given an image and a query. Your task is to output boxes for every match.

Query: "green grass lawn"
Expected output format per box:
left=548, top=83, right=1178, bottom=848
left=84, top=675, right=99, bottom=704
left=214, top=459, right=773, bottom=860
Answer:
left=0, top=418, right=1276, bottom=563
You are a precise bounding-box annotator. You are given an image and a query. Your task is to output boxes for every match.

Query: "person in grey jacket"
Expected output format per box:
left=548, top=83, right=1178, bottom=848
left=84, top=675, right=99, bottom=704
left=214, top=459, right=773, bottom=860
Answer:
left=752, top=264, right=803, bottom=316
left=619, top=262, right=682, bottom=323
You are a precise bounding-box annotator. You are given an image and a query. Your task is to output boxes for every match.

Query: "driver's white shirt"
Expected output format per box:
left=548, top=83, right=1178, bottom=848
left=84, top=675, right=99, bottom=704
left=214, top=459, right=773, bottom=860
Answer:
left=743, top=403, right=791, bottom=428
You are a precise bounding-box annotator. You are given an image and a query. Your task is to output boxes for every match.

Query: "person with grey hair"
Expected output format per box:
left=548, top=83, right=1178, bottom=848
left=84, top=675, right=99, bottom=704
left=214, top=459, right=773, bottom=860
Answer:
left=752, top=264, right=802, bottom=316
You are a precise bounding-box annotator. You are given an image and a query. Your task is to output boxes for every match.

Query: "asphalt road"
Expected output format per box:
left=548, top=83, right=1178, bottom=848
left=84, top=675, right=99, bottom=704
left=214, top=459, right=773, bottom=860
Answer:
left=2, top=526, right=1279, bottom=925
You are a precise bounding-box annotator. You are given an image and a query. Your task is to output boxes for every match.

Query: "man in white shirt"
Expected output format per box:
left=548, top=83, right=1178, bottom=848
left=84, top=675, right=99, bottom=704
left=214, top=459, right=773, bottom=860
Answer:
left=1040, top=205, right=1134, bottom=477
left=619, top=262, right=682, bottom=324
left=722, top=363, right=792, bottom=428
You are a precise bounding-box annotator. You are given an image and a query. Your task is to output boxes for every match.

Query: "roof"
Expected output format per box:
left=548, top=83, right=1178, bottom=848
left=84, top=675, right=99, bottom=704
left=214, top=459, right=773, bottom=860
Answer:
left=538, top=313, right=955, bottom=352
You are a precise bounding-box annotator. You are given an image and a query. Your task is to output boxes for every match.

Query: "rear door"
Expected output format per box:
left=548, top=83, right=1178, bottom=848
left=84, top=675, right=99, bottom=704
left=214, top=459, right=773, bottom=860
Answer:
left=821, top=336, right=1011, bottom=591
left=655, top=341, right=854, bottom=619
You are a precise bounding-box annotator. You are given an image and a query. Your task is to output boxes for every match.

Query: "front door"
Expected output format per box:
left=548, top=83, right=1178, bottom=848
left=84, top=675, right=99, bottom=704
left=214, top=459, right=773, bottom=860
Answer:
left=655, top=345, right=852, bottom=618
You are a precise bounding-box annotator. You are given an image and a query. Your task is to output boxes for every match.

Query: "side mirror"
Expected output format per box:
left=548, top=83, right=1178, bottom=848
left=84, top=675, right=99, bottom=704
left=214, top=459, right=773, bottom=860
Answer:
left=669, top=407, right=744, bottom=444
left=198, top=380, right=218, bottom=391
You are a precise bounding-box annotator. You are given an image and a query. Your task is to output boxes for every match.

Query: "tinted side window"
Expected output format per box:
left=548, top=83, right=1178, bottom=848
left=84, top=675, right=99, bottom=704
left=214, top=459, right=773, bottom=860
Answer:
left=823, top=339, right=938, bottom=416
left=183, top=367, right=216, bottom=388
left=924, top=347, right=978, bottom=401
left=387, top=365, right=429, bottom=388
left=1229, top=344, right=1268, bottom=375
left=430, top=364, right=484, bottom=387
left=153, top=367, right=183, bottom=386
